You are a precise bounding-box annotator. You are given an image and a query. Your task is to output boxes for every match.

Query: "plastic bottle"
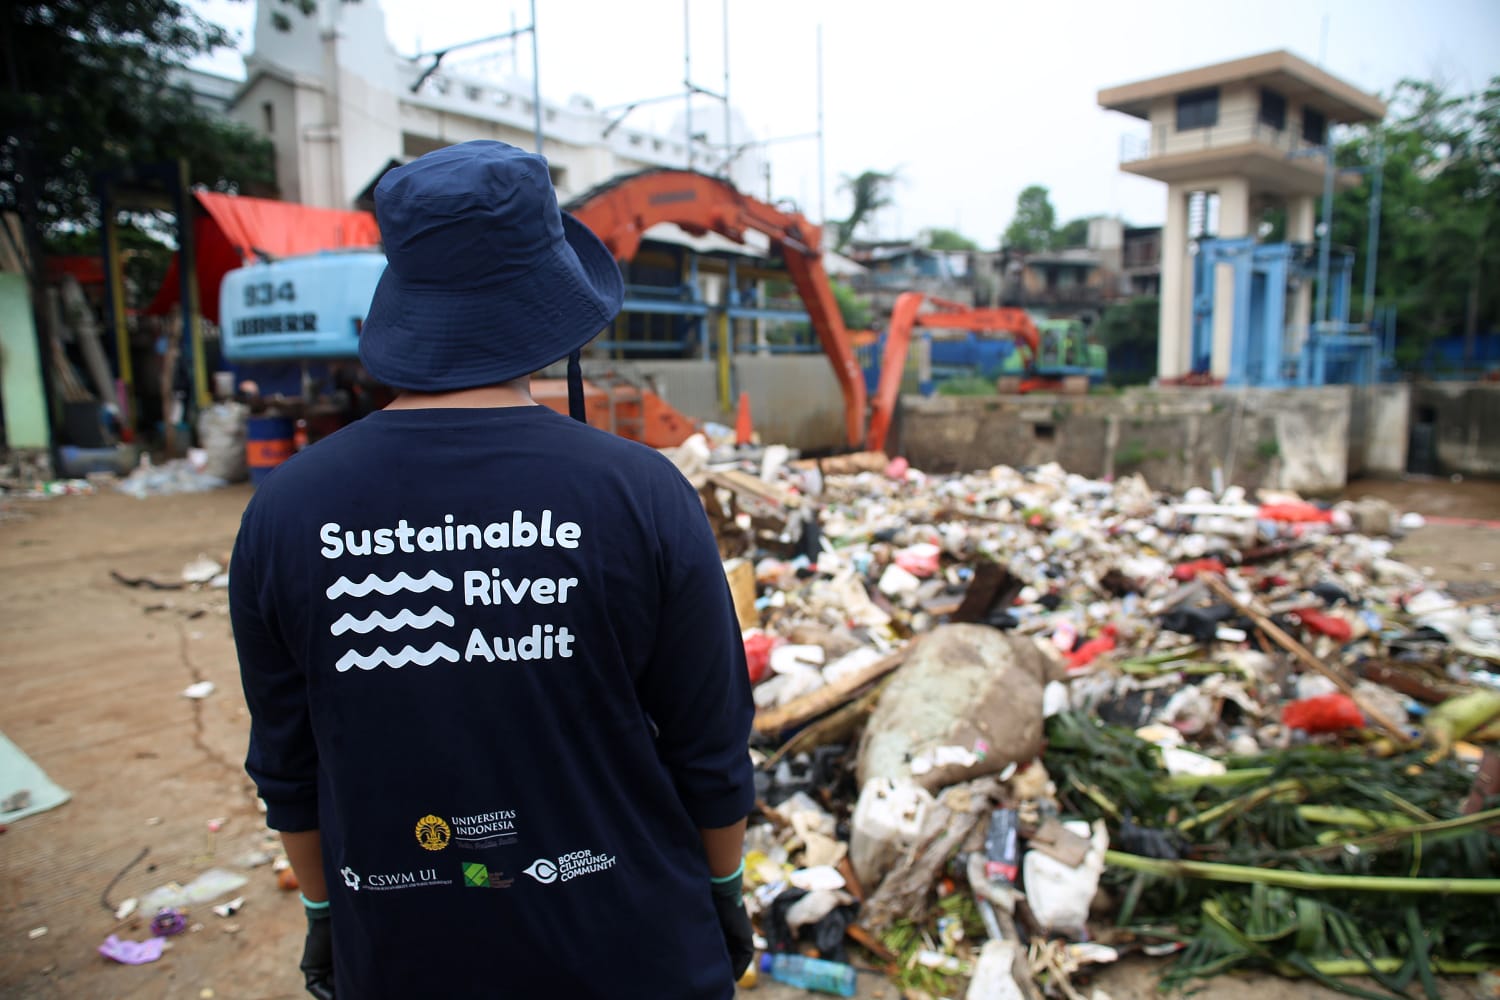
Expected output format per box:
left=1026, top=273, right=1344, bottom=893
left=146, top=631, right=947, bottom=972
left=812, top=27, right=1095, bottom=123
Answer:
left=758, top=954, right=857, bottom=996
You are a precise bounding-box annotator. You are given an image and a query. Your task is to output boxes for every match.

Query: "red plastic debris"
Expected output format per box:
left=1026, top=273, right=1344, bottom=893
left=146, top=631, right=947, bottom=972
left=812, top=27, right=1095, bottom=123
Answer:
left=1066, top=624, right=1119, bottom=670
left=1172, top=558, right=1227, bottom=582
left=1294, top=609, right=1354, bottom=642
left=1282, top=693, right=1365, bottom=733
left=884, top=456, right=910, bottom=480
left=743, top=630, right=780, bottom=685
left=1258, top=502, right=1335, bottom=524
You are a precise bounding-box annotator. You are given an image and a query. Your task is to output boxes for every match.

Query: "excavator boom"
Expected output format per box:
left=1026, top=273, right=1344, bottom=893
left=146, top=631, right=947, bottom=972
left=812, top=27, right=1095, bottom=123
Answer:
left=566, top=170, right=868, bottom=448
left=867, top=292, right=1042, bottom=453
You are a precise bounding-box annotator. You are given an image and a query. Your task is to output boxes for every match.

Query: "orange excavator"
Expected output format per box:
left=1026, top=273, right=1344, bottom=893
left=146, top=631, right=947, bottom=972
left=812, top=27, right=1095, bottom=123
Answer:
left=562, top=173, right=1098, bottom=454
left=562, top=169, right=870, bottom=449
left=221, top=168, right=899, bottom=451
left=871, top=293, right=1044, bottom=452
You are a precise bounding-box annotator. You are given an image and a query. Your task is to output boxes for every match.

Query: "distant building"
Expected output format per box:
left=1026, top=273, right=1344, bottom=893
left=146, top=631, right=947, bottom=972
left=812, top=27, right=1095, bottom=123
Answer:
left=846, top=218, right=1161, bottom=324
left=1099, top=50, right=1385, bottom=379
left=996, top=218, right=1158, bottom=315
left=1002, top=248, right=1109, bottom=311
left=1121, top=226, right=1162, bottom=298
left=845, top=241, right=972, bottom=315
left=179, top=0, right=767, bottom=210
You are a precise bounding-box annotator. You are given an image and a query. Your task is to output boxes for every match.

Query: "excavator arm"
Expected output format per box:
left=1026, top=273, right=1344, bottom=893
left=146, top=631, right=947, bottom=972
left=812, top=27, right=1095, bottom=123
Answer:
left=869, top=292, right=1042, bottom=452
left=566, top=170, right=868, bottom=448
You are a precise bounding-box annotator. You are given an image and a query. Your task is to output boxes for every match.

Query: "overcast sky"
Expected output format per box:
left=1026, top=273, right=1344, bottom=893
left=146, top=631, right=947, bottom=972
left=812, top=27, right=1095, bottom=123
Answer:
left=188, top=0, right=1500, bottom=244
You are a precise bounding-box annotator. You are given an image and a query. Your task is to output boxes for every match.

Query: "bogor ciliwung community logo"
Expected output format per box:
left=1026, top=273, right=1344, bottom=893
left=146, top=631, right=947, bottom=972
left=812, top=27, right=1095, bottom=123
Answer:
left=415, top=814, right=451, bottom=851
left=524, top=850, right=617, bottom=885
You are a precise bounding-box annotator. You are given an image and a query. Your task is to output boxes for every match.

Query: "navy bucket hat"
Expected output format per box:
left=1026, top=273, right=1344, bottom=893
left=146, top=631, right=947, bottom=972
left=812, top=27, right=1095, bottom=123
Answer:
left=358, top=140, right=624, bottom=393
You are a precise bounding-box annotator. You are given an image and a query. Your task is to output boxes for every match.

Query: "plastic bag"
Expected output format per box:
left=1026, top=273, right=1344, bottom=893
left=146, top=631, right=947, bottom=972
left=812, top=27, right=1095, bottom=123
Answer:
left=1282, top=693, right=1364, bottom=733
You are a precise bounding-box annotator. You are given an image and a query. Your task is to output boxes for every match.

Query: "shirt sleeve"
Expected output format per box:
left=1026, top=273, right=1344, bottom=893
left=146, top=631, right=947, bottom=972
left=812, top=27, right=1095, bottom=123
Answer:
left=634, top=467, right=756, bottom=830
left=230, top=512, right=320, bottom=832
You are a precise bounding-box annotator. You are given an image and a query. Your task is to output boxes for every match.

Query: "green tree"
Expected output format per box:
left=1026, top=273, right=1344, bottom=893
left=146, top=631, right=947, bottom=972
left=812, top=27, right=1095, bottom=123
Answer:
left=831, top=280, right=872, bottom=331
left=2, top=2, right=274, bottom=237
left=922, top=227, right=978, bottom=251
left=834, top=169, right=898, bottom=251
left=1002, top=185, right=1057, bottom=253
left=1055, top=216, right=1093, bottom=248
left=1095, top=296, right=1158, bottom=386
left=1332, top=77, right=1500, bottom=363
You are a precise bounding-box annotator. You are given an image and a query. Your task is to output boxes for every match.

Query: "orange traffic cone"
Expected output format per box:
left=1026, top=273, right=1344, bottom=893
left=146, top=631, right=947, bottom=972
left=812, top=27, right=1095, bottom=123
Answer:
left=735, top=391, right=753, bottom=446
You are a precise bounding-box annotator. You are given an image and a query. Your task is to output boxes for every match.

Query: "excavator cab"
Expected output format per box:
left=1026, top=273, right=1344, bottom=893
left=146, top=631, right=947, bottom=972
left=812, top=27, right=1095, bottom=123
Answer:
left=1032, top=318, right=1107, bottom=383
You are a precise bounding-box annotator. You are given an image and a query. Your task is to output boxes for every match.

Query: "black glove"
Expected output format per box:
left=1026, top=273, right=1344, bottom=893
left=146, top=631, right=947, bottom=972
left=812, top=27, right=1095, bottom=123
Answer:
left=299, top=898, right=335, bottom=1000
left=710, top=867, right=755, bottom=981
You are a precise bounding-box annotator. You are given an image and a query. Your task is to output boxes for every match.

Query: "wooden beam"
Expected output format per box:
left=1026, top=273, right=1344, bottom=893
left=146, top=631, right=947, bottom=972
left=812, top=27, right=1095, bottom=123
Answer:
left=1203, top=575, right=1408, bottom=741
left=752, top=643, right=914, bottom=735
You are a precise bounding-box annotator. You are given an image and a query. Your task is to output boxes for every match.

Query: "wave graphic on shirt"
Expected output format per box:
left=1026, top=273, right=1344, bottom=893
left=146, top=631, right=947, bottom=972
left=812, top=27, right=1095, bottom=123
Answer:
left=330, top=606, right=456, bottom=636
left=326, top=571, right=454, bottom=600
left=335, top=642, right=461, bottom=673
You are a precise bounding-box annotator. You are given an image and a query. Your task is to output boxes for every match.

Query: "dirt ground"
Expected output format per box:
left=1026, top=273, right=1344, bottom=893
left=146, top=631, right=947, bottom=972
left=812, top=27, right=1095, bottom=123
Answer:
left=0, top=479, right=1495, bottom=1000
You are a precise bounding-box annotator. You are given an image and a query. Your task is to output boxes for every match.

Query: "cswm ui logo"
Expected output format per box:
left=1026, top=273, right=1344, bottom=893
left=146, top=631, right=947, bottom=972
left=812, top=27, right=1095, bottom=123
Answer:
left=341, top=864, right=452, bottom=893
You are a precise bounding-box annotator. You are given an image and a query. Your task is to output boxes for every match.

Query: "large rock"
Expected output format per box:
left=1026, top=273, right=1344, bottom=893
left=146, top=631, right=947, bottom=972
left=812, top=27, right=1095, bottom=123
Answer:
left=856, top=624, right=1058, bottom=793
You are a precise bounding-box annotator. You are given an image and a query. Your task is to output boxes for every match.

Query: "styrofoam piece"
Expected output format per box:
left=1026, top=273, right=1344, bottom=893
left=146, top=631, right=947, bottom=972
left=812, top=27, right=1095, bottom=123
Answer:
left=769, top=644, right=825, bottom=674
left=878, top=562, right=921, bottom=596
left=1023, top=820, right=1108, bottom=935
left=1161, top=746, right=1227, bottom=777
left=849, top=779, right=934, bottom=889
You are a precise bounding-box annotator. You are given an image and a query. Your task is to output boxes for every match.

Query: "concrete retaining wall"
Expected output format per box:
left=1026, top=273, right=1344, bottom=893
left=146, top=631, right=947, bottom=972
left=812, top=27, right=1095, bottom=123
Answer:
left=613, top=355, right=847, bottom=452
left=898, top=386, right=1362, bottom=494
left=1410, top=383, right=1500, bottom=476
left=1354, top=384, right=1411, bottom=476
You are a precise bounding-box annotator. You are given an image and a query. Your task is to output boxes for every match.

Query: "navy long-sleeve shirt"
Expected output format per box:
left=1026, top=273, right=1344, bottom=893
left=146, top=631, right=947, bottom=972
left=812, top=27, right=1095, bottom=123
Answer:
left=230, top=404, right=755, bottom=999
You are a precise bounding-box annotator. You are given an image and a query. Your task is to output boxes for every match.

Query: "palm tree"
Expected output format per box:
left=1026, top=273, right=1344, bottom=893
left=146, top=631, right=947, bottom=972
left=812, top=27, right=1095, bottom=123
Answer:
left=834, top=169, right=899, bottom=251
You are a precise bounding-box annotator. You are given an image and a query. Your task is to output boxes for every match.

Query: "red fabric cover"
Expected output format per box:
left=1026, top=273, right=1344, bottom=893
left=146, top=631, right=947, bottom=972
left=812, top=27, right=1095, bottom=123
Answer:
left=146, top=192, right=380, bottom=323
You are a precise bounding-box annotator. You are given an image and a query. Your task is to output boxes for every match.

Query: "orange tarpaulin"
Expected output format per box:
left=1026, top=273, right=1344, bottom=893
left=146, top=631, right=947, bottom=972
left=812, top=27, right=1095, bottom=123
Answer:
left=146, top=191, right=381, bottom=323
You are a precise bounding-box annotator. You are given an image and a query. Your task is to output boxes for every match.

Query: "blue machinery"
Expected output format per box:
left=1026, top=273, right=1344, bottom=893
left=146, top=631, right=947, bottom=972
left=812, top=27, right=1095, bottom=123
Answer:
left=222, top=252, right=816, bottom=365
left=1190, top=237, right=1391, bottom=387
left=592, top=256, right=816, bottom=358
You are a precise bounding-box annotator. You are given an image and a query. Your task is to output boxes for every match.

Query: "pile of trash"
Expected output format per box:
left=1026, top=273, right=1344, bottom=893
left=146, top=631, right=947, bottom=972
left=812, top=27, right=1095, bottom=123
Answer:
left=114, top=456, right=228, bottom=499
left=689, top=444, right=1500, bottom=998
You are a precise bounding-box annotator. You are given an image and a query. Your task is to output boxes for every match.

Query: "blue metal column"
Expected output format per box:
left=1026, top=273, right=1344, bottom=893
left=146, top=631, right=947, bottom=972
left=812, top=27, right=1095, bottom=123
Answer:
left=691, top=253, right=708, bottom=358
left=1259, top=246, right=1289, bottom=387
left=1190, top=242, right=1216, bottom=374
left=1226, top=246, right=1256, bottom=387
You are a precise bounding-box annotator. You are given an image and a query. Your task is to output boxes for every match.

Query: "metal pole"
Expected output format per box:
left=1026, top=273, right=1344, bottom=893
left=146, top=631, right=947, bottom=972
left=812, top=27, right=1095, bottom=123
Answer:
left=1315, top=141, right=1334, bottom=329
left=529, top=0, right=542, bottom=154
left=1363, top=136, right=1383, bottom=325
left=816, top=23, right=826, bottom=223
left=684, top=0, right=692, bottom=169
left=722, top=0, right=731, bottom=180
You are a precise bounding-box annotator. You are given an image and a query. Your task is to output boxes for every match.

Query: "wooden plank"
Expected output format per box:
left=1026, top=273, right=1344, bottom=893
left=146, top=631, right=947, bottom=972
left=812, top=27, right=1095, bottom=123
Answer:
left=1202, top=575, right=1409, bottom=741
left=722, top=558, right=758, bottom=631
left=706, top=469, right=794, bottom=508
left=752, top=642, right=914, bottom=735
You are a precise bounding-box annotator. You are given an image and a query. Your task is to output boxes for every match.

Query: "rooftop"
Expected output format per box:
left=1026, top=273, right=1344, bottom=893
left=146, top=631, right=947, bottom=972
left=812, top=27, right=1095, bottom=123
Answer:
left=1098, top=49, right=1386, bottom=124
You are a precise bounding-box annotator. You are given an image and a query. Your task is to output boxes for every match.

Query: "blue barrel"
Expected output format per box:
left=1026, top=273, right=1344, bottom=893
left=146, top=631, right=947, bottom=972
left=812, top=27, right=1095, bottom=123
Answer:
left=246, top=416, right=295, bottom=485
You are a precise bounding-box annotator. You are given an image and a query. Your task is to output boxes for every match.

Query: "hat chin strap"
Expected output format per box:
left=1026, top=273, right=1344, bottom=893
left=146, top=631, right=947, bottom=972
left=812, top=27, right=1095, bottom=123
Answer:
left=566, top=350, right=586, bottom=423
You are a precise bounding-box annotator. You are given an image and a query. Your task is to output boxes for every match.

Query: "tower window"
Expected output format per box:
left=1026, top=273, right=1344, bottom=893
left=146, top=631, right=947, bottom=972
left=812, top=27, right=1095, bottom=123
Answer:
left=1176, top=88, right=1219, bottom=131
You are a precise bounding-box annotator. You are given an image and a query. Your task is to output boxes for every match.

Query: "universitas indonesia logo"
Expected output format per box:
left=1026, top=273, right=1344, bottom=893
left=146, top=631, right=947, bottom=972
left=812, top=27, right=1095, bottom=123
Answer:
left=415, top=814, right=451, bottom=852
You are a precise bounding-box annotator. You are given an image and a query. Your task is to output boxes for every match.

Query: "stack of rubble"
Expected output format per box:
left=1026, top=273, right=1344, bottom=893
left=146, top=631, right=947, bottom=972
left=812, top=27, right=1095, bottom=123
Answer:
left=682, top=439, right=1500, bottom=998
